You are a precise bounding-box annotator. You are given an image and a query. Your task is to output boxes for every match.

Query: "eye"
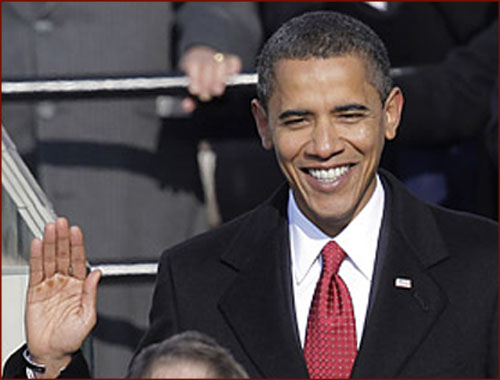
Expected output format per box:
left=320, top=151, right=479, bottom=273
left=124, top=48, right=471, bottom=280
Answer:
left=283, top=118, right=307, bottom=127
left=339, top=113, right=365, bottom=123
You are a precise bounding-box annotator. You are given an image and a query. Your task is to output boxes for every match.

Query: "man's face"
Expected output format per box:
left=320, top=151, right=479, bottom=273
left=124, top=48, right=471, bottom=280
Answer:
left=252, top=55, right=403, bottom=236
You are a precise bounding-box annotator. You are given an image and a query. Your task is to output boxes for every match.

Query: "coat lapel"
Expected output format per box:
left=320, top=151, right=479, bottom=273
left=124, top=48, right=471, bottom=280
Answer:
left=218, top=185, right=309, bottom=378
left=352, top=171, right=449, bottom=378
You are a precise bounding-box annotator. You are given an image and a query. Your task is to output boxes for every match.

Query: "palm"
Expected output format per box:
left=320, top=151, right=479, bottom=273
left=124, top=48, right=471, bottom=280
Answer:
left=26, top=274, right=95, bottom=357
left=25, top=217, right=101, bottom=373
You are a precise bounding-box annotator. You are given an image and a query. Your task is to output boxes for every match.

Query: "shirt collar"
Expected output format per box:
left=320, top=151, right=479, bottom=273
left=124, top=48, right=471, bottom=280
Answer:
left=289, top=175, right=385, bottom=284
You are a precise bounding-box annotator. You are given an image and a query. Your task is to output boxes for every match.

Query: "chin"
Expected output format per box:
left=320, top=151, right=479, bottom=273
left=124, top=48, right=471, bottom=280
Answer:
left=308, top=203, right=353, bottom=226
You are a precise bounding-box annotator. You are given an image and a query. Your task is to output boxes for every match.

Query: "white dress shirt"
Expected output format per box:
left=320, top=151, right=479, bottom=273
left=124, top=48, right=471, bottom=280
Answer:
left=288, top=175, right=385, bottom=348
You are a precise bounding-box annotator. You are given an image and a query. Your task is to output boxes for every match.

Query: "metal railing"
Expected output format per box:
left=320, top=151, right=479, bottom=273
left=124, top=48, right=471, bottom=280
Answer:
left=2, top=73, right=258, bottom=101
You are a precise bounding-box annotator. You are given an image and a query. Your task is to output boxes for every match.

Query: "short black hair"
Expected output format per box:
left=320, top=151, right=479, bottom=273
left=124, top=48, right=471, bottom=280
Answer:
left=127, top=331, right=248, bottom=378
left=256, top=11, right=393, bottom=108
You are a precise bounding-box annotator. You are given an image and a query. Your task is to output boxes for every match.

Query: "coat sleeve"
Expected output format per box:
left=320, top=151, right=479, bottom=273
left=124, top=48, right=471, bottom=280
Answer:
left=174, top=2, right=263, bottom=71
left=129, top=252, right=179, bottom=368
left=2, top=345, right=91, bottom=378
left=487, top=296, right=498, bottom=378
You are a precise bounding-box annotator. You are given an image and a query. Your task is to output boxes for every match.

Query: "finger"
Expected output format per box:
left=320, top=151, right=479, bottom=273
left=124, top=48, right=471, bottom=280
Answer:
left=42, top=222, right=56, bottom=278
left=198, top=64, right=217, bottom=101
left=225, top=55, right=243, bottom=75
left=55, top=217, right=71, bottom=276
left=82, top=269, right=101, bottom=325
left=69, top=226, right=87, bottom=280
left=179, top=50, right=200, bottom=77
left=187, top=62, right=202, bottom=96
left=29, top=238, right=44, bottom=286
left=211, top=60, right=228, bottom=96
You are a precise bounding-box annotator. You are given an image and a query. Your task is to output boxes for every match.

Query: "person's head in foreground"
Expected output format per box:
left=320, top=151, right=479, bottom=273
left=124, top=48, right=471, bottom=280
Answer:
left=251, top=10, right=403, bottom=237
left=127, top=331, right=249, bottom=378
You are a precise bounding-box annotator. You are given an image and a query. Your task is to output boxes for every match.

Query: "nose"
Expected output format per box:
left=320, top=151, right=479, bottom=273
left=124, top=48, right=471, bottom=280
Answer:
left=307, top=117, right=344, bottom=159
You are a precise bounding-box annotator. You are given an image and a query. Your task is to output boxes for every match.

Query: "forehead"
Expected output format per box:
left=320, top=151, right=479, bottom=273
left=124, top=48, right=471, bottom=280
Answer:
left=269, top=56, right=378, bottom=108
left=150, top=359, right=212, bottom=378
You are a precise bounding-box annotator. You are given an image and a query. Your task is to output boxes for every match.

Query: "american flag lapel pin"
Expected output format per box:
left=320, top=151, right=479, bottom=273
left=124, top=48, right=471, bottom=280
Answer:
left=395, top=277, right=412, bottom=289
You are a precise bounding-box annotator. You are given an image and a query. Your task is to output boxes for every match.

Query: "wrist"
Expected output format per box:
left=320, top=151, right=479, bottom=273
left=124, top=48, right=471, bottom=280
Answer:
left=23, top=349, right=72, bottom=378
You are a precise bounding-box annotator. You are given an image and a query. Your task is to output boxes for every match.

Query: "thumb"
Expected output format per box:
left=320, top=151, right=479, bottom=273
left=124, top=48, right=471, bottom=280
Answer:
left=82, top=269, right=101, bottom=321
left=181, top=97, right=197, bottom=113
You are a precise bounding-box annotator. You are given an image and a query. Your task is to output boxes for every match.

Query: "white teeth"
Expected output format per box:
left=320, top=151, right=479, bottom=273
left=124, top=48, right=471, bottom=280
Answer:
left=309, top=166, right=349, bottom=183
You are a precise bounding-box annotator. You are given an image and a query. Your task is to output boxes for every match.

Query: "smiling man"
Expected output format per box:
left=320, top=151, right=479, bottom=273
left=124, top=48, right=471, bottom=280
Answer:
left=252, top=55, right=401, bottom=237
left=3, top=11, right=498, bottom=379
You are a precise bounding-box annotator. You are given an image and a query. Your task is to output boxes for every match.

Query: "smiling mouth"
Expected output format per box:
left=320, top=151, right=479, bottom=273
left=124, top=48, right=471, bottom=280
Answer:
left=306, top=165, right=351, bottom=183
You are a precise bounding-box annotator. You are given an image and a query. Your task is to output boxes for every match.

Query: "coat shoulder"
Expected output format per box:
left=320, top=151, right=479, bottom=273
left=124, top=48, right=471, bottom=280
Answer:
left=430, top=204, right=498, bottom=269
left=158, top=184, right=289, bottom=267
left=159, top=210, right=255, bottom=265
left=381, top=169, right=497, bottom=266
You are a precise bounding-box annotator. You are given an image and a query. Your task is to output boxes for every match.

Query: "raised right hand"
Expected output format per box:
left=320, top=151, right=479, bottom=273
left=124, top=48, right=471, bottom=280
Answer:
left=25, top=217, right=101, bottom=378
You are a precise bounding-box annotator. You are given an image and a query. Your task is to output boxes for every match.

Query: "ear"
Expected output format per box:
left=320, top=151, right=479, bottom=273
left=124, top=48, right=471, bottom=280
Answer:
left=383, top=87, right=404, bottom=141
left=251, top=99, right=273, bottom=150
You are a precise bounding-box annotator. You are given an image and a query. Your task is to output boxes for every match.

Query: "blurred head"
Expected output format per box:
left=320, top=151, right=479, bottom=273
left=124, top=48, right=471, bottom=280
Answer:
left=127, top=331, right=248, bottom=378
left=252, top=11, right=403, bottom=236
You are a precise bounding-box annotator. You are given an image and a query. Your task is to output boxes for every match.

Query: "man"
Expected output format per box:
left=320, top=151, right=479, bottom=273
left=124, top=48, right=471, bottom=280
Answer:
left=126, top=331, right=248, bottom=378
left=3, top=11, right=498, bottom=378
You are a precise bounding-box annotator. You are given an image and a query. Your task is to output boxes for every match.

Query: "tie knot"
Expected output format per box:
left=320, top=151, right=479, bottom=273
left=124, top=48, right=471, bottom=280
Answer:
left=321, top=241, right=346, bottom=275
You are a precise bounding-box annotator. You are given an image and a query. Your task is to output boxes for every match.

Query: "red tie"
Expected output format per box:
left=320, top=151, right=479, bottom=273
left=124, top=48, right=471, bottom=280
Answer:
left=304, top=241, right=357, bottom=379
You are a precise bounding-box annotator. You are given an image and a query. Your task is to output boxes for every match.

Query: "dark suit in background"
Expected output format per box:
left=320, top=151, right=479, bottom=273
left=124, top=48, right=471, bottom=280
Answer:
left=1, top=3, right=208, bottom=377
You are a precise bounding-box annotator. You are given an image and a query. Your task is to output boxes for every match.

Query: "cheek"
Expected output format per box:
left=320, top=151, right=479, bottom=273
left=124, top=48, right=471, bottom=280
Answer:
left=349, top=123, right=385, bottom=155
left=273, top=131, right=304, bottom=163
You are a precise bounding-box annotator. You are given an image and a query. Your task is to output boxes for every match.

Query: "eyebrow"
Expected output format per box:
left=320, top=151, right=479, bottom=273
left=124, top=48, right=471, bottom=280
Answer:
left=333, top=104, right=370, bottom=112
left=277, top=103, right=371, bottom=121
